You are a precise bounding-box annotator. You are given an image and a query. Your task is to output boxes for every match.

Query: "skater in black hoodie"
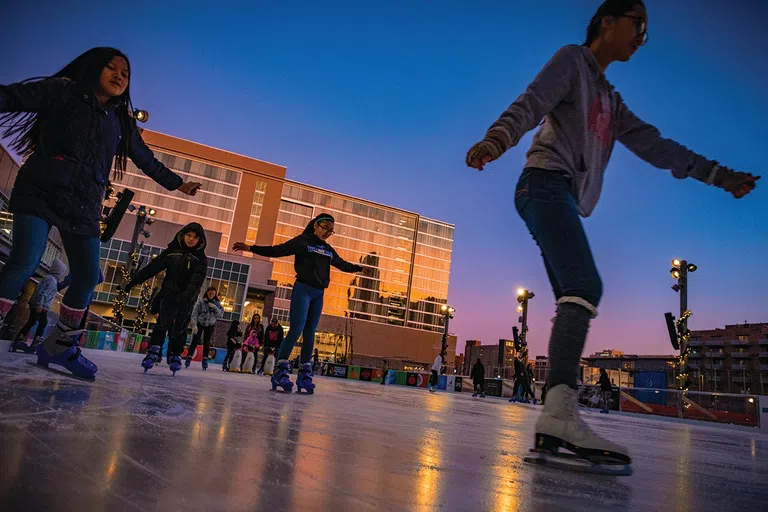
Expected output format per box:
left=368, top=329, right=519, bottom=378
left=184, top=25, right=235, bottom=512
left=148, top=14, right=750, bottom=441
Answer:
left=232, top=213, right=362, bottom=393
left=471, top=358, right=485, bottom=398
left=124, top=223, right=208, bottom=375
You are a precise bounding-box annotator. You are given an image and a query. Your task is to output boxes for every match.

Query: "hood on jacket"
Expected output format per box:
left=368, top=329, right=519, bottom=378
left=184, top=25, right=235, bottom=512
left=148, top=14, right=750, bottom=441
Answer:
left=49, top=258, right=67, bottom=280
left=172, top=222, right=207, bottom=252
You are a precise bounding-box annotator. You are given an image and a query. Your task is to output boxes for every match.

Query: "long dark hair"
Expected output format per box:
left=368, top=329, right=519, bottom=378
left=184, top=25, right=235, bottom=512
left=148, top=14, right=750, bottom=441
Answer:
left=584, top=0, right=645, bottom=46
left=0, top=47, right=136, bottom=179
left=204, top=286, right=218, bottom=301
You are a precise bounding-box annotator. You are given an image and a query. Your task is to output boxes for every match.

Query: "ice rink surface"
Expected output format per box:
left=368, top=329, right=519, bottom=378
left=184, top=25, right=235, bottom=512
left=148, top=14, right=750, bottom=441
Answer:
left=1, top=349, right=766, bottom=512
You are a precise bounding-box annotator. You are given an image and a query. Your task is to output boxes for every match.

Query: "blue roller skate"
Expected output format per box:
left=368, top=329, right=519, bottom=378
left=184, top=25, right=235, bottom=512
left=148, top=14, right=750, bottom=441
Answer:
left=296, top=362, right=316, bottom=394
left=271, top=359, right=294, bottom=392
left=142, top=345, right=162, bottom=373
left=201, top=358, right=208, bottom=371
left=169, top=354, right=182, bottom=376
left=35, top=325, right=97, bottom=381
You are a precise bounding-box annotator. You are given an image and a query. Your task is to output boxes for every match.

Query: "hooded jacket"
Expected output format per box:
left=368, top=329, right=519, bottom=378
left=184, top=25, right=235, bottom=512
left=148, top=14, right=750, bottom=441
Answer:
left=247, top=214, right=362, bottom=290
left=28, top=258, right=67, bottom=310
left=264, top=322, right=284, bottom=350
left=126, top=222, right=208, bottom=305
left=190, top=295, right=224, bottom=327
left=471, top=360, right=485, bottom=383
left=0, top=78, right=183, bottom=236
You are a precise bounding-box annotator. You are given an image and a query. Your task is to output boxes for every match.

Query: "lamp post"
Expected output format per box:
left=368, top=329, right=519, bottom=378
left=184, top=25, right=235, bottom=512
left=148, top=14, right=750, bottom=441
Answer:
left=514, top=288, right=535, bottom=353
left=440, top=304, right=455, bottom=367
left=665, top=258, right=698, bottom=392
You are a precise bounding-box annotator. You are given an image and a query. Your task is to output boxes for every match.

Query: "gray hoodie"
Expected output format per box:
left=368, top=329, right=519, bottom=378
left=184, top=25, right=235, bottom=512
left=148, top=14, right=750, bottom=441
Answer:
left=484, top=45, right=718, bottom=217
left=28, top=258, right=67, bottom=310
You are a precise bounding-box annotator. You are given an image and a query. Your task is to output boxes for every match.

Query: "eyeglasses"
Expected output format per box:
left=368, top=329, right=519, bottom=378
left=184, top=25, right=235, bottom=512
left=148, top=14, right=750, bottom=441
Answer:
left=318, top=224, right=335, bottom=235
left=621, top=15, right=648, bottom=46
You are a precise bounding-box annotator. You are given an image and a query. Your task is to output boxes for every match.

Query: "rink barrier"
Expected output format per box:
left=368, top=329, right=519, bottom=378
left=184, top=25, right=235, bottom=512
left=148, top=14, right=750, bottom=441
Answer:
left=71, top=330, right=763, bottom=428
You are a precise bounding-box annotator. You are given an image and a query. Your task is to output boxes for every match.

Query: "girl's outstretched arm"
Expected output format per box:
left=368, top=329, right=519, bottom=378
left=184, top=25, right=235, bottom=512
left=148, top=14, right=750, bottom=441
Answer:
left=0, top=78, right=71, bottom=113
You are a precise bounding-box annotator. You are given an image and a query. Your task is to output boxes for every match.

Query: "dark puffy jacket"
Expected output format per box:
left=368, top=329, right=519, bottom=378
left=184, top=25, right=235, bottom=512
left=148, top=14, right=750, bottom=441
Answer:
left=0, top=78, right=183, bottom=237
left=471, top=361, right=485, bottom=383
left=127, top=223, right=208, bottom=306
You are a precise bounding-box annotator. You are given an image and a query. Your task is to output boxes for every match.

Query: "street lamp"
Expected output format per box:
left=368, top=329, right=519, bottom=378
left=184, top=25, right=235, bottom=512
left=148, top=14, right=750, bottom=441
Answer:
left=665, top=258, right=698, bottom=392
left=133, top=109, right=149, bottom=123
left=440, top=304, right=455, bottom=366
left=513, top=288, right=534, bottom=352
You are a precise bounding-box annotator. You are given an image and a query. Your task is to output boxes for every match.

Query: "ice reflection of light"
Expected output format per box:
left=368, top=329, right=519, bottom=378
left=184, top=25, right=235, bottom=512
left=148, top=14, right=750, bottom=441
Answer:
left=492, top=427, right=520, bottom=512
left=415, top=426, right=442, bottom=512
left=190, top=396, right=209, bottom=450
left=675, top=427, right=692, bottom=512
left=751, top=438, right=756, bottom=460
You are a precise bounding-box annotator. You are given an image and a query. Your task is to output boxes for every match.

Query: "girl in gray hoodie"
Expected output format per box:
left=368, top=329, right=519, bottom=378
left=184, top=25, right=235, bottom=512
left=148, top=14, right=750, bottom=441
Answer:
left=467, top=0, right=758, bottom=472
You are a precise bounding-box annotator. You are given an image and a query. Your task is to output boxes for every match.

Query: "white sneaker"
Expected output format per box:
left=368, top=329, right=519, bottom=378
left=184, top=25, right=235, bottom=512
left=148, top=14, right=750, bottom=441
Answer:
left=534, top=384, right=630, bottom=463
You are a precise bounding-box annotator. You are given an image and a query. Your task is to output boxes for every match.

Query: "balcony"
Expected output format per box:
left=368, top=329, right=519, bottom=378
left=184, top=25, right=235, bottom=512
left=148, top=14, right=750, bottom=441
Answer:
left=732, top=375, right=751, bottom=383
left=760, top=364, right=768, bottom=371
left=705, top=363, right=724, bottom=370
left=704, top=351, right=725, bottom=358
left=730, top=352, right=753, bottom=359
left=704, top=339, right=724, bottom=347
left=705, top=375, right=722, bottom=382
left=730, top=339, right=751, bottom=346
left=759, top=352, right=768, bottom=358
left=758, top=339, right=768, bottom=346
left=688, top=339, right=702, bottom=347
left=730, top=363, right=750, bottom=371
left=688, top=352, right=702, bottom=359
left=688, top=362, right=700, bottom=369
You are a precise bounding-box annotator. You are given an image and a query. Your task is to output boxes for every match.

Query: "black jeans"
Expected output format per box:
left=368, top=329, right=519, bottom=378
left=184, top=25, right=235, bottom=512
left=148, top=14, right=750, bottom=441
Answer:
left=187, top=324, right=215, bottom=360
left=150, top=298, right=193, bottom=358
left=18, top=309, right=48, bottom=338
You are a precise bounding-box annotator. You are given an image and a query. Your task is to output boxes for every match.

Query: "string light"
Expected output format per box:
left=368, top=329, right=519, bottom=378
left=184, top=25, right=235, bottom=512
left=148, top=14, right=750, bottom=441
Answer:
left=111, top=250, right=141, bottom=325
left=675, top=310, right=693, bottom=392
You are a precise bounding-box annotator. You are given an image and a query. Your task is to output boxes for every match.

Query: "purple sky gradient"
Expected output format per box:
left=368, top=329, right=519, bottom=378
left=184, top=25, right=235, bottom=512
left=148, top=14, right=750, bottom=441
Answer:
left=1, top=0, right=766, bottom=356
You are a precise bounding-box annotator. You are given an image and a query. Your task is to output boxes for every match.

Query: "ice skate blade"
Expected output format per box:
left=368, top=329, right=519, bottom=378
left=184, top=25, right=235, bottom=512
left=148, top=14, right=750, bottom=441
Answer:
left=26, top=361, right=95, bottom=382
left=524, top=450, right=632, bottom=476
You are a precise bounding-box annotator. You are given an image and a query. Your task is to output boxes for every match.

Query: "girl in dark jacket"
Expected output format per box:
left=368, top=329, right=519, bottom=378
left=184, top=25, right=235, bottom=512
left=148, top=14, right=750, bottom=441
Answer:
left=0, top=47, right=202, bottom=379
left=125, top=223, right=208, bottom=375
left=223, top=319, right=243, bottom=372
left=233, top=213, right=362, bottom=393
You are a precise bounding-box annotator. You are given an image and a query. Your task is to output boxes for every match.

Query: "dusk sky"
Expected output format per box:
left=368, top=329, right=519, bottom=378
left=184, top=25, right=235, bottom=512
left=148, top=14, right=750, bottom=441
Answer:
left=1, top=0, right=766, bottom=357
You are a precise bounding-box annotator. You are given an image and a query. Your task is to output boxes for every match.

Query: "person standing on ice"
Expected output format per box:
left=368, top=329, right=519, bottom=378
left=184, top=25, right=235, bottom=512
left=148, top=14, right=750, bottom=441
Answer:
left=599, top=368, right=613, bottom=413
left=0, top=47, right=202, bottom=379
left=258, top=317, right=283, bottom=374
left=429, top=352, right=442, bottom=392
left=232, top=213, right=363, bottom=394
left=185, top=286, right=223, bottom=370
left=471, top=358, right=485, bottom=398
left=124, top=223, right=208, bottom=376
left=466, top=0, right=758, bottom=471
left=9, top=258, right=68, bottom=353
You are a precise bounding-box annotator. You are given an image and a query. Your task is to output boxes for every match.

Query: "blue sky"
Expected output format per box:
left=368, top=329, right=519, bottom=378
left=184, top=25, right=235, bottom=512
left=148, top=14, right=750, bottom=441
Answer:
left=1, top=0, right=766, bottom=356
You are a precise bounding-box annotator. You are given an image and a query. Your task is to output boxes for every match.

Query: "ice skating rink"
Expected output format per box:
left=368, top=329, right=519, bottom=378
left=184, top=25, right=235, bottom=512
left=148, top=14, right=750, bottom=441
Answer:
left=1, top=349, right=766, bottom=512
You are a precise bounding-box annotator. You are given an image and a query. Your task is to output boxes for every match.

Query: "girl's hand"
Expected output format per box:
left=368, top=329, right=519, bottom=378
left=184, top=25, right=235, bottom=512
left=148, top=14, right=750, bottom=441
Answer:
left=232, top=242, right=251, bottom=252
left=178, top=181, right=202, bottom=196
left=714, top=167, right=760, bottom=198
left=466, top=140, right=500, bottom=171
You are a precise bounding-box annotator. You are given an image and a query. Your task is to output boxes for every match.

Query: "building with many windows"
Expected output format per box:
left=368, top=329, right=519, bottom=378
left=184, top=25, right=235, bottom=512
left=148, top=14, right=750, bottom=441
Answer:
left=85, top=129, right=456, bottom=366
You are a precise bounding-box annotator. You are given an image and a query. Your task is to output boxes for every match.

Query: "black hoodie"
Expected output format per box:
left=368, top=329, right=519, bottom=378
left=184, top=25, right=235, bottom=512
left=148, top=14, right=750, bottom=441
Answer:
left=248, top=215, right=362, bottom=290
left=127, top=222, right=208, bottom=305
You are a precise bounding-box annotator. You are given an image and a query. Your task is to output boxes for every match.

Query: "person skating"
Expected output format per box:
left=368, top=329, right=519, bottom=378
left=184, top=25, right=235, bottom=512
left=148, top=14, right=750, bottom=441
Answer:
left=185, top=286, right=223, bottom=370
left=9, top=258, right=68, bottom=354
left=466, top=0, right=758, bottom=474
left=471, top=358, right=485, bottom=398
left=232, top=213, right=363, bottom=393
left=242, top=327, right=261, bottom=373
left=223, top=319, right=242, bottom=371
left=124, top=223, right=208, bottom=376
left=244, top=313, right=264, bottom=373
left=0, top=47, right=202, bottom=379
left=599, top=369, right=613, bottom=414
left=258, top=317, right=283, bottom=374
left=429, top=353, right=442, bottom=392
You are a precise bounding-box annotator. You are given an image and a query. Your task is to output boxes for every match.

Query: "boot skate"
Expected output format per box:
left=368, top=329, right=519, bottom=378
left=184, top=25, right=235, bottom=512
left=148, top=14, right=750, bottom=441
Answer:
left=201, top=358, right=208, bottom=371
left=185, top=355, right=193, bottom=368
left=270, top=359, right=294, bottom=392
left=142, top=345, right=162, bottom=373
left=34, top=324, right=96, bottom=380
left=169, top=354, right=182, bottom=376
left=295, top=362, right=315, bottom=394
left=524, top=384, right=632, bottom=476
left=10, top=334, right=36, bottom=354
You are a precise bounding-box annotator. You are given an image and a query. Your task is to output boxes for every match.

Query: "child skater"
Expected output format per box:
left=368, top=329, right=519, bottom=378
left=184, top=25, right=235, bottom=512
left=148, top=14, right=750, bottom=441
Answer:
left=466, top=0, right=758, bottom=472
left=232, top=213, right=362, bottom=393
left=0, top=47, right=202, bottom=379
left=124, top=223, right=208, bottom=376
left=223, top=319, right=242, bottom=372
left=242, top=326, right=261, bottom=373
left=185, top=286, right=223, bottom=370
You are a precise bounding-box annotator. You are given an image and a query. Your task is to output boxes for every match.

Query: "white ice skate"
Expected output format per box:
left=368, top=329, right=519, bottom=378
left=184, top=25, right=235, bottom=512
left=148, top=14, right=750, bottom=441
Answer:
left=228, top=349, right=243, bottom=372
left=524, top=384, right=632, bottom=476
left=263, top=354, right=275, bottom=375
left=241, top=351, right=255, bottom=373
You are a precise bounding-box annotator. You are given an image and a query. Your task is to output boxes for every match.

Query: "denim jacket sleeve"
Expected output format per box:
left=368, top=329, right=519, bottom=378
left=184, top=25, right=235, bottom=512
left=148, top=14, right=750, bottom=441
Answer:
left=0, top=78, right=72, bottom=113
left=128, top=124, right=184, bottom=191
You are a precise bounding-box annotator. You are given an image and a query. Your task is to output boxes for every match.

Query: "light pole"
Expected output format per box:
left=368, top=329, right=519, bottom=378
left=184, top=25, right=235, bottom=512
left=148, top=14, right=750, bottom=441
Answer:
left=665, top=258, right=698, bottom=392
left=440, top=304, right=455, bottom=369
left=514, top=288, right=535, bottom=353
left=112, top=204, right=156, bottom=326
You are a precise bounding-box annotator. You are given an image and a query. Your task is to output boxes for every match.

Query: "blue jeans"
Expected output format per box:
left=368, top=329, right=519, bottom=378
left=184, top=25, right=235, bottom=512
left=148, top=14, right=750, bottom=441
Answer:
left=514, top=168, right=603, bottom=310
left=277, top=280, right=324, bottom=363
left=0, top=213, right=102, bottom=309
